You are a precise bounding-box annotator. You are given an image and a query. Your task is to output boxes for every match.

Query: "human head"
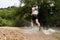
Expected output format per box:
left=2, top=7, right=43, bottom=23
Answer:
left=32, top=5, right=36, bottom=7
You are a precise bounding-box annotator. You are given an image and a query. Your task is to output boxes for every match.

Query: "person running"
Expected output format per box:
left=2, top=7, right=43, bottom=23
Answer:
left=31, top=5, right=41, bottom=30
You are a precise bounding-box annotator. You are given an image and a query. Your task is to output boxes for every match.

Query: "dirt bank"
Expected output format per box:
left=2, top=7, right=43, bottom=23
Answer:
left=0, top=27, right=60, bottom=40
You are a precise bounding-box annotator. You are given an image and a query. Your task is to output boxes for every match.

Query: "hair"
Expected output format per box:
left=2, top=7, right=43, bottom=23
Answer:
left=33, top=5, right=36, bottom=7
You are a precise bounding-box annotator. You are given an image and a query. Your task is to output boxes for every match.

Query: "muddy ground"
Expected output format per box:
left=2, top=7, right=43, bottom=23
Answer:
left=0, top=27, right=60, bottom=40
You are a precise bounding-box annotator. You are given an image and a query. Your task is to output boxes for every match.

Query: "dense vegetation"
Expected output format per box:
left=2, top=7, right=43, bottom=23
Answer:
left=0, top=7, right=18, bottom=26
left=0, top=0, right=60, bottom=27
left=0, top=6, right=31, bottom=27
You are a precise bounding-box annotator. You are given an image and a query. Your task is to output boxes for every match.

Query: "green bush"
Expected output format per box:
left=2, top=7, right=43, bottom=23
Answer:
left=0, top=7, right=18, bottom=26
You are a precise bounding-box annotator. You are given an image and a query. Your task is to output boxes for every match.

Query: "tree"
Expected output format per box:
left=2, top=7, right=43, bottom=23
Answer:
left=17, top=0, right=60, bottom=27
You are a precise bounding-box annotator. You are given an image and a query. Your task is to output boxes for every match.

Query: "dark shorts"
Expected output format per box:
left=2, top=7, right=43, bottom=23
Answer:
left=31, top=14, right=38, bottom=20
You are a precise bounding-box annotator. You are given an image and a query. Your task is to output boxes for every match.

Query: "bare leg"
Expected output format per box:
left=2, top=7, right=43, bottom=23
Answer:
left=35, top=19, right=40, bottom=26
left=35, top=19, right=41, bottom=30
left=31, top=19, right=34, bottom=27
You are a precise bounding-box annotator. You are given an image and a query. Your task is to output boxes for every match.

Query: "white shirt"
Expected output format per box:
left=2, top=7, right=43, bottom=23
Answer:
left=32, top=10, right=38, bottom=15
left=32, top=6, right=38, bottom=15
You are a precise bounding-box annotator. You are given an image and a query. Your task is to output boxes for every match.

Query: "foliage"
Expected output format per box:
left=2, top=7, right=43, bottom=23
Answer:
left=0, top=7, right=18, bottom=26
left=0, top=0, right=60, bottom=27
left=20, top=0, right=60, bottom=27
left=47, top=0, right=60, bottom=26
